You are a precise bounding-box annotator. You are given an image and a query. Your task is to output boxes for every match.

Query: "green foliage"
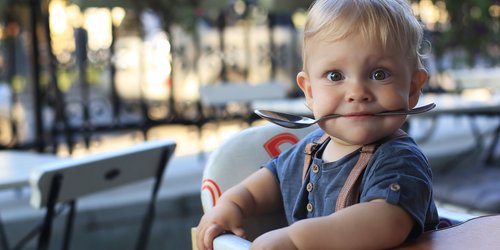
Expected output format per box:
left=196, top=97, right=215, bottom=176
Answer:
left=11, top=75, right=27, bottom=93
left=431, top=0, right=499, bottom=66
left=86, top=63, right=106, bottom=85
left=57, top=68, right=77, bottom=92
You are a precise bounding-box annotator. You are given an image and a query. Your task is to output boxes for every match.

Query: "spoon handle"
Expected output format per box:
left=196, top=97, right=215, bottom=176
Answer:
left=320, top=103, right=436, bottom=121
left=375, top=103, right=436, bottom=116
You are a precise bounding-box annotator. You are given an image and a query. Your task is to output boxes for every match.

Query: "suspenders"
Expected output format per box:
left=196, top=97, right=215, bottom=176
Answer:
left=302, top=129, right=407, bottom=211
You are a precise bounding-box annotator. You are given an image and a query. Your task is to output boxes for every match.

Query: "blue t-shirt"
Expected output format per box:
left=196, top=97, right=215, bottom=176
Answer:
left=265, top=128, right=439, bottom=240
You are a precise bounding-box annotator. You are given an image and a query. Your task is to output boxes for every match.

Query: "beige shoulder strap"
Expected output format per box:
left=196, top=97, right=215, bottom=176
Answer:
left=335, top=129, right=407, bottom=211
left=302, top=133, right=329, bottom=182
left=335, top=143, right=376, bottom=211
left=301, top=129, right=407, bottom=211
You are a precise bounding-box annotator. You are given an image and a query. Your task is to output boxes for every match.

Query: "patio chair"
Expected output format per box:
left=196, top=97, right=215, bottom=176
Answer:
left=12, top=139, right=176, bottom=250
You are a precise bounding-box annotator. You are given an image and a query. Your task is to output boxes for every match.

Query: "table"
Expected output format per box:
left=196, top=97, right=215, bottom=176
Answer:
left=0, top=151, right=61, bottom=249
left=252, top=92, right=500, bottom=154
left=397, top=215, right=500, bottom=249
left=417, top=93, right=500, bottom=116
left=0, top=151, right=61, bottom=190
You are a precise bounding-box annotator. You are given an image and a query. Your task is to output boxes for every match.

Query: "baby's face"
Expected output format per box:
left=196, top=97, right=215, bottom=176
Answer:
left=298, top=33, right=425, bottom=146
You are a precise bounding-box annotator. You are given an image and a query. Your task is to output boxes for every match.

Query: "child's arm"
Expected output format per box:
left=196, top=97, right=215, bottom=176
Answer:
left=196, top=168, right=282, bottom=250
left=251, top=199, right=413, bottom=250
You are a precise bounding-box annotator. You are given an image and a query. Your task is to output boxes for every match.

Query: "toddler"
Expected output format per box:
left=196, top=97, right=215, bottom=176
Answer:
left=197, top=0, right=439, bottom=249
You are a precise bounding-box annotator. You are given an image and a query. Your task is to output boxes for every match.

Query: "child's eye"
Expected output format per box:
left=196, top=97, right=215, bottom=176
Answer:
left=370, top=70, right=391, bottom=80
left=326, top=71, right=344, bottom=81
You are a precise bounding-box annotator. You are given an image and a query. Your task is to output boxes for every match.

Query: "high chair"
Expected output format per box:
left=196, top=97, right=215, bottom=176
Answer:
left=192, top=123, right=500, bottom=250
left=192, top=123, right=316, bottom=250
left=200, top=124, right=316, bottom=212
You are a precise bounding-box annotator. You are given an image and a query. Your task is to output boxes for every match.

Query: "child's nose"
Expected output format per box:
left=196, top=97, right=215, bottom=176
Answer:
left=345, top=82, right=373, bottom=103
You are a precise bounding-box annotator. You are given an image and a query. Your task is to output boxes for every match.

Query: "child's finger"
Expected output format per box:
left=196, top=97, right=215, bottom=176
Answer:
left=204, top=224, right=224, bottom=249
left=232, top=227, right=247, bottom=239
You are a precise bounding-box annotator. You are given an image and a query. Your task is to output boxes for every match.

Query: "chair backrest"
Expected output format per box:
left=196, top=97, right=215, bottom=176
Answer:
left=27, top=139, right=176, bottom=250
left=30, top=139, right=176, bottom=208
left=195, top=124, right=316, bottom=250
left=201, top=123, right=317, bottom=212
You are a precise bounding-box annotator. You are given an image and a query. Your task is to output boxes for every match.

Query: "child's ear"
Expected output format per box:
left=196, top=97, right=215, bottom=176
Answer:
left=297, top=71, right=313, bottom=110
left=409, top=69, right=428, bottom=108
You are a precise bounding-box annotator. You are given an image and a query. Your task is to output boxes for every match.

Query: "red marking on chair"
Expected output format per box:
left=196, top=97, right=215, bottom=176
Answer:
left=202, top=179, right=222, bottom=206
left=263, top=133, right=300, bottom=158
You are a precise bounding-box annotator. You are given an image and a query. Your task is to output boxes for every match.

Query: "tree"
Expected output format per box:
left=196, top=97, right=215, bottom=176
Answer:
left=428, top=0, right=499, bottom=66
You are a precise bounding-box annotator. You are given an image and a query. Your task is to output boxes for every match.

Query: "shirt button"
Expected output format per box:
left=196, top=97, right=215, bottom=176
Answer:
left=306, top=182, right=314, bottom=192
left=306, top=203, right=313, bottom=212
left=312, top=164, right=320, bottom=173
left=390, top=183, right=401, bottom=192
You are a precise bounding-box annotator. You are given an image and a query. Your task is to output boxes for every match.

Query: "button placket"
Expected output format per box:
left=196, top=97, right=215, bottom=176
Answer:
left=306, top=162, right=321, bottom=213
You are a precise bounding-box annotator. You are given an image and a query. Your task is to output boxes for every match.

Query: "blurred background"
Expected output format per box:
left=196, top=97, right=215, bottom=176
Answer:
left=0, top=0, right=499, bottom=249
left=0, top=0, right=497, bottom=154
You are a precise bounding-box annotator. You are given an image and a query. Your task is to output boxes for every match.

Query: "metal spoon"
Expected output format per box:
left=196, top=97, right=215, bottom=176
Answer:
left=254, top=103, right=436, bottom=129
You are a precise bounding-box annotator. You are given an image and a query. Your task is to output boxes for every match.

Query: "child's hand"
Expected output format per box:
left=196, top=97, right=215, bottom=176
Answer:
left=196, top=202, right=247, bottom=250
left=250, top=227, right=298, bottom=250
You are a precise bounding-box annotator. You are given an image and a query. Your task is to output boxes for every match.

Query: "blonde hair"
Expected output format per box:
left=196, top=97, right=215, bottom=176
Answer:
left=302, top=0, right=425, bottom=70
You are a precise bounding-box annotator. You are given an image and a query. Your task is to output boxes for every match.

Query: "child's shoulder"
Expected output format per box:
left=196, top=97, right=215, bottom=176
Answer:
left=376, top=135, right=426, bottom=159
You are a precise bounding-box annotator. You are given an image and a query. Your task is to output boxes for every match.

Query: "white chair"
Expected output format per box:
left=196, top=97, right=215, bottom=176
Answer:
left=194, top=123, right=486, bottom=250
left=9, top=139, right=176, bottom=250
left=194, top=124, right=316, bottom=250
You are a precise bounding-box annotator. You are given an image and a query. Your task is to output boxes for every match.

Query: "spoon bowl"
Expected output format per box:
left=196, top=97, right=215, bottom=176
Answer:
left=255, top=103, right=436, bottom=129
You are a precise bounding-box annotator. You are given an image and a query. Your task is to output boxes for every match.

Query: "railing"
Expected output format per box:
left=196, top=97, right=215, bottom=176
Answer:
left=0, top=1, right=302, bottom=154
